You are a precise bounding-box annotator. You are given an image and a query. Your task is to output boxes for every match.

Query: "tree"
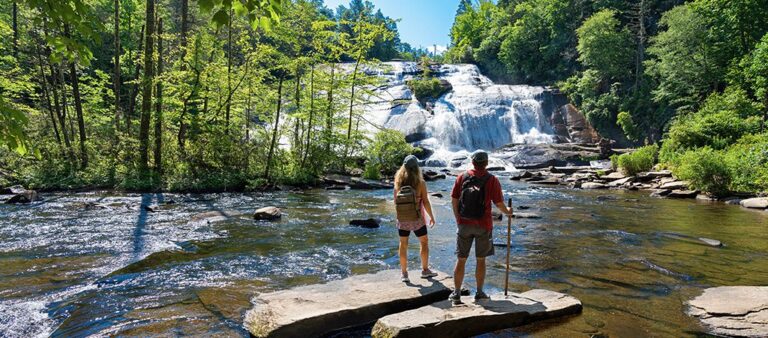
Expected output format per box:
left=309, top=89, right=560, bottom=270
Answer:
left=154, top=17, right=163, bottom=174
left=741, top=33, right=768, bottom=130
left=138, top=0, right=155, bottom=174
left=576, top=9, right=634, bottom=81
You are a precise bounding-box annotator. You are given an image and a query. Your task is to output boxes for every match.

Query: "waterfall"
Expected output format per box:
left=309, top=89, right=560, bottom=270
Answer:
left=362, top=62, right=557, bottom=168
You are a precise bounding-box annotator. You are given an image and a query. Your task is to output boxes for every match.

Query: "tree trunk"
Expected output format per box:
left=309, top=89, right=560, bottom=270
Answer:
left=12, top=1, right=18, bottom=58
left=225, top=7, right=233, bottom=135
left=302, top=64, right=315, bottom=167
left=293, top=70, right=302, bottom=155
left=347, top=57, right=361, bottom=142
left=127, top=24, right=145, bottom=134
left=114, top=0, right=121, bottom=134
left=35, top=42, right=61, bottom=145
left=69, top=59, right=88, bottom=169
left=154, top=18, right=163, bottom=174
left=139, top=0, right=155, bottom=174
left=180, top=0, right=188, bottom=70
left=57, top=63, right=77, bottom=163
left=325, top=65, right=335, bottom=154
left=265, top=75, right=284, bottom=181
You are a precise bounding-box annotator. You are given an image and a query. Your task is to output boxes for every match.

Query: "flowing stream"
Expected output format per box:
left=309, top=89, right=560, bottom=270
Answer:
left=1, top=184, right=767, bottom=337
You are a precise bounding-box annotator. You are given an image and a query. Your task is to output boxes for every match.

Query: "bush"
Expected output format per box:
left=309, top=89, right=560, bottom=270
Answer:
left=674, top=147, right=731, bottom=196
left=366, top=129, right=415, bottom=176
left=408, top=77, right=450, bottom=103
left=724, top=133, right=768, bottom=193
left=362, top=162, right=381, bottom=180
left=616, top=144, right=658, bottom=175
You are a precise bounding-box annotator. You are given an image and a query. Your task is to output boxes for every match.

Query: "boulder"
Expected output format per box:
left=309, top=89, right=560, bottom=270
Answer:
left=551, top=166, right=591, bottom=174
left=423, top=171, right=446, bottom=181
left=650, top=189, right=672, bottom=198
left=4, top=190, right=40, bottom=204
left=371, top=290, right=582, bottom=338
left=660, top=180, right=689, bottom=190
left=636, top=171, right=672, bottom=181
left=581, top=182, right=607, bottom=189
left=687, top=286, right=768, bottom=337
left=723, top=197, right=743, bottom=205
left=607, top=177, right=634, bottom=187
left=602, top=172, right=627, bottom=180
left=325, top=185, right=347, bottom=191
left=531, top=177, right=561, bottom=185
left=350, top=218, right=380, bottom=228
left=254, top=207, right=282, bottom=221
left=244, top=270, right=452, bottom=337
left=667, top=190, right=699, bottom=199
left=698, top=238, right=723, bottom=247
left=350, top=177, right=394, bottom=190
left=740, top=197, right=768, bottom=209
left=514, top=212, right=541, bottom=219
left=696, top=194, right=718, bottom=202
left=510, top=171, right=532, bottom=181
left=189, top=210, right=244, bottom=224
left=0, top=185, right=25, bottom=195
left=430, top=193, right=443, bottom=198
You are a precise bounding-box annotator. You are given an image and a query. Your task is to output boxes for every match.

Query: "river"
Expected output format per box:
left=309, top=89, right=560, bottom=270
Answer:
left=1, top=178, right=766, bottom=337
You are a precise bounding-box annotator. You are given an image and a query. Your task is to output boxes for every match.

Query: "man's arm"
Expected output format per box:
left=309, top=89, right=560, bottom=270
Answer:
left=452, top=198, right=460, bottom=223
left=494, top=201, right=513, bottom=216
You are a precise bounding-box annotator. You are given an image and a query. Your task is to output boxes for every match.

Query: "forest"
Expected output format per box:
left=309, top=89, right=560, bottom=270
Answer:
left=0, top=0, right=425, bottom=191
left=446, top=0, right=768, bottom=194
left=1, top=0, right=767, bottom=195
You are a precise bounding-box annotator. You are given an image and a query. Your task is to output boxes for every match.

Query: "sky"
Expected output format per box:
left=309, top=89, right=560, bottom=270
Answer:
left=322, top=0, right=459, bottom=53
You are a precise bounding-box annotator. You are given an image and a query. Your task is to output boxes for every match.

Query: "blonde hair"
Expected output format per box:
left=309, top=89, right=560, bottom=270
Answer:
left=394, top=164, right=424, bottom=192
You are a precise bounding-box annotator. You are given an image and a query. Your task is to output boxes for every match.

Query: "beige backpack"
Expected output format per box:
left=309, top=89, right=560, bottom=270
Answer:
left=395, top=186, right=421, bottom=222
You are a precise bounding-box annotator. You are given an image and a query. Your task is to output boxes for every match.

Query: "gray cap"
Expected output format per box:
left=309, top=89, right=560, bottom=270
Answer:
left=403, top=155, right=419, bottom=169
left=471, top=150, right=488, bottom=163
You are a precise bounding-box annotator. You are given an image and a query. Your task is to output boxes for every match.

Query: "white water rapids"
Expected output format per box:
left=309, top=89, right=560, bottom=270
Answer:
left=360, top=62, right=556, bottom=169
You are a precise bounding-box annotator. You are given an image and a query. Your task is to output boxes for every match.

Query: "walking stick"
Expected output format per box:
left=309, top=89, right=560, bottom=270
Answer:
left=504, top=198, right=513, bottom=296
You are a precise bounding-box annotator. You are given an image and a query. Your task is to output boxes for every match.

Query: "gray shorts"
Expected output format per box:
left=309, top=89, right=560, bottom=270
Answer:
left=456, top=224, right=494, bottom=258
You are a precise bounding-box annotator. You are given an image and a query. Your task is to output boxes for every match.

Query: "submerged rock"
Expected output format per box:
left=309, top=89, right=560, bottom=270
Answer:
left=740, top=197, right=768, bottom=209
left=244, top=269, right=451, bottom=337
left=190, top=210, right=244, bottom=224
left=371, top=289, right=582, bottom=338
left=687, top=286, right=768, bottom=337
left=349, top=218, right=380, bottom=228
left=667, top=190, right=698, bottom=199
left=254, top=207, right=282, bottom=221
left=4, top=190, right=40, bottom=204
left=581, top=182, right=607, bottom=189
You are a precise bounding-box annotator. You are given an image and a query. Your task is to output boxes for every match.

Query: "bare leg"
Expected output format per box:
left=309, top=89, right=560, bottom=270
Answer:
left=453, top=257, right=467, bottom=291
left=399, top=236, right=409, bottom=275
left=418, top=235, right=429, bottom=271
left=476, top=257, right=486, bottom=292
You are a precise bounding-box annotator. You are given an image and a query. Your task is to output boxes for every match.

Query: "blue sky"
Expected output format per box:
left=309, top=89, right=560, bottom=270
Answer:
left=322, top=0, right=459, bottom=52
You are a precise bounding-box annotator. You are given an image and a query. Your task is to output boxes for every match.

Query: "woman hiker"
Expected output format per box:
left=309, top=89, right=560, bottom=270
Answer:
left=393, top=155, right=438, bottom=282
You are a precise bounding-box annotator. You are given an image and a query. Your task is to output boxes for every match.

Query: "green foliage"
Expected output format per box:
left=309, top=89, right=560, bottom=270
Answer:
left=408, top=77, right=449, bottom=103
left=0, top=98, right=37, bottom=157
left=616, top=144, right=658, bottom=175
left=576, top=9, right=634, bottom=80
left=659, top=89, right=762, bottom=162
left=365, top=129, right=414, bottom=176
left=362, top=162, right=381, bottom=180
left=739, top=33, right=768, bottom=108
left=617, top=111, right=640, bottom=142
left=724, top=133, right=768, bottom=193
left=674, top=147, right=731, bottom=196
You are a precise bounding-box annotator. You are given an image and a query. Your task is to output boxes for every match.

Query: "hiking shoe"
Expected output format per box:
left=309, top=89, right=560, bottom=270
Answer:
left=420, top=269, right=438, bottom=278
left=474, top=290, right=490, bottom=301
left=400, top=273, right=409, bottom=283
left=449, top=290, right=463, bottom=305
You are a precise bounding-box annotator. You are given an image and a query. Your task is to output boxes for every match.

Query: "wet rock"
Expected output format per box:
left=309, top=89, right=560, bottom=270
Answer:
left=607, top=176, right=634, bottom=187
left=190, top=210, right=244, bottom=224
left=325, top=185, right=347, bottom=191
left=531, top=177, right=560, bottom=185
left=431, top=193, right=443, bottom=198
left=350, top=177, right=394, bottom=190
left=491, top=211, right=503, bottom=221
left=696, top=194, right=718, bottom=202
left=698, top=238, right=723, bottom=247
left=423, top=171, right=446, bottom=181
left=514, top=212, right=541, bottom=219
left=551, top=166, right=591, bottom=174
left=510, top=171, right=532, bottom=181
left=4, top=190, right=40, bottom=204
left=349, top=218, right=380, bottom=228
left=254, top=207, right=282, bottom=221
left=660, top=180, right=689, bottom=190
left=371, top=290, right=582, bottom=338
left=636, top=171, right=672, bottom=181
left=581, top=182, right=607, bottom=189
left=650, top=189, right=672, bottom=198
left=723, top=197, right=743, bottom=205
left=667, top=190, right=698, bottom=199
left=602, top=172, right=627, bottom=180
left=740, top=197, right=768, bottom=209
left=486, top=166, right=506, bottom=171
left=244, top=269, right=452, bottom=337
left=687, top=286, right=768, bottom=337
left=1, top=185, right=25, bottom=194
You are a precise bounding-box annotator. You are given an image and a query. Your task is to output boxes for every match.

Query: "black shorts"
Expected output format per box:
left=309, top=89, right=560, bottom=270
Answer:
left=398, top=225, right=427, bottom=237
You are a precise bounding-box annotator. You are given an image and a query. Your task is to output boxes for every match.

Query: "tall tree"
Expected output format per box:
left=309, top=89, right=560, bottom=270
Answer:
left=114, top=0, right=121, bottom=134
left=154, top=18, right=163, bottom=173
left=66, top=26, right=88, bottom=168
left=265, top=75, right=284, bottom=181
left=138, top=0, right=156, bottom=174
left=12, top=1, right=18, bottom=58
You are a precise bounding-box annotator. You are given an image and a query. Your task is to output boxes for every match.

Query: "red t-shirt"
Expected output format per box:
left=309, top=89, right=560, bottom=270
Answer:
left=451, top=168, right=503, bottom=231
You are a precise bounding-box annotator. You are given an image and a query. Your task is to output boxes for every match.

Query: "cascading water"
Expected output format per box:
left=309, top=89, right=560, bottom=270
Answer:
left=362, top=62, right=556, bottom=168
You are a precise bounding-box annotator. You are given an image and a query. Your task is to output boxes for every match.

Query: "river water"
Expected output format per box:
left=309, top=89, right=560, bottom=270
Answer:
left=1, top=179, right=766, bottom=337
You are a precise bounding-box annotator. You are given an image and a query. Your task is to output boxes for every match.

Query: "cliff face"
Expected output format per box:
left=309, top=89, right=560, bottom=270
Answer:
left=538, top=89, right=601, bottom=144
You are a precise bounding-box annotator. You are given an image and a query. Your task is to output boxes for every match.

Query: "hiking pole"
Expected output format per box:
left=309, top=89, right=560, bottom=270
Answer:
left=504, top=197, right=513, bottom=297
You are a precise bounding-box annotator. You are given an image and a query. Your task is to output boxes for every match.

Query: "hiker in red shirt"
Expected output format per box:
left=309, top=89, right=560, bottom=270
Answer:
left=449, top=150, right=513, bottom=304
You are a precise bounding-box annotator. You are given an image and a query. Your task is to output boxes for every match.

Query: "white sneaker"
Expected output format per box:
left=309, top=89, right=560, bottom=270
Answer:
left=401, top=272, right=409, bottom=282
left=420, top=269, right=438, bottom=278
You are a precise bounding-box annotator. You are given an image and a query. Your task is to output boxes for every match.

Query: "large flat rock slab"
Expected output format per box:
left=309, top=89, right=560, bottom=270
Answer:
left=371, top=289, right=582, bottom=338
left=687, top=286, right=768, bottom=337
left=244, top=270, right=452, bottom=337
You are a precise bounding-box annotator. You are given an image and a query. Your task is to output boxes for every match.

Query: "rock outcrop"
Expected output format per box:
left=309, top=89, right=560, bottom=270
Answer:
left=349, top=218, right=380, bottom=228
left=244, top=269, right=452, bottom=337
left=4, top=189, right=40, bottom=204
left=371, top=289, right=582, bottom=338
left=740, top=197, right=768, bottom=209
left=687, top=286, right=768, bottom=337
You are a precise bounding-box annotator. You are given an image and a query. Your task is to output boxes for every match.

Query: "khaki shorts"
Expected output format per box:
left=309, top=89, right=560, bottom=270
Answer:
left=456, top=224, right=494, bottom=258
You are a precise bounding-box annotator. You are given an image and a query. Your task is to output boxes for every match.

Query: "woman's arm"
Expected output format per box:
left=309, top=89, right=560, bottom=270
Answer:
left=421, top=184, right=435, bottom=224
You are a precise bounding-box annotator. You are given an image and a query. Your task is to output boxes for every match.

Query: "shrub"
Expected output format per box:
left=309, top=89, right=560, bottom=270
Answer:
left=616, top=144, right=658, bottom=175
left=617, top=111, right=640, bottom=142
left=366, top=129, right=415, bottom=176
left=724, top=133, right=768, bottom=193
left=362, top=162, right=381, bottom=180
left=674, top=147, right=731, bottom=196
left=408, top=77, right=450, bottom=103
